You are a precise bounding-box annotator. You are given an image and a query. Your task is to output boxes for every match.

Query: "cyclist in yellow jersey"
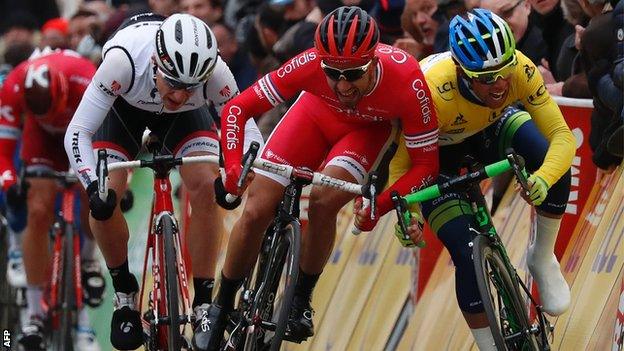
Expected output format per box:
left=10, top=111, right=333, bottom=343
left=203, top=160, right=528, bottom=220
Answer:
left=387, top=9, right=575, bottom=350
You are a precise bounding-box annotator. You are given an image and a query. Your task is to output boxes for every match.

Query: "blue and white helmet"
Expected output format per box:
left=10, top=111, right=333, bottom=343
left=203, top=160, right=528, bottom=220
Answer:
left=448, top=9, right=516, bottom=71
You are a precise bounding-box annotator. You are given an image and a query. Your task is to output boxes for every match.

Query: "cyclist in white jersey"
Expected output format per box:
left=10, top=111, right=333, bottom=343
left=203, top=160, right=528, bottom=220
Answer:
left=64, top=13, right=262, bottom=350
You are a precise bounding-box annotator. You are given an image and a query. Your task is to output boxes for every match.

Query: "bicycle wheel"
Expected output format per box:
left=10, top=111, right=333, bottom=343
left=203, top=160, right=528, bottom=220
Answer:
left=473, top=235, right=540, bottom=351
left=160, top=215, right=181, bottom=351
left=244, top=220, right=301, bottom=351
left=53, top=223, right=75, bottom=351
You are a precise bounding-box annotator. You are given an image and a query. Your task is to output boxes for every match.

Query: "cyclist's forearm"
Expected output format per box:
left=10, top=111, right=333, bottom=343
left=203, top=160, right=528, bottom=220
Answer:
left=528, top=100, right=576, bottom=186
left=220, top=87, right=271, bottom=169
left=64, top=89, right=112, bottom=188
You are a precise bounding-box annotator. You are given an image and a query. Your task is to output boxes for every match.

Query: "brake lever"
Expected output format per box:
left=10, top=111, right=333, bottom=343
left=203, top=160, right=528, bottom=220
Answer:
left=96, top=149, right=109, bottom=201
left=365, top=172, right=378, bottom=221
left=506, top=149, right=530, bottom=197
left=391, top=191, right=410, bottom=238
left=238, top=141, right=260, bottom=189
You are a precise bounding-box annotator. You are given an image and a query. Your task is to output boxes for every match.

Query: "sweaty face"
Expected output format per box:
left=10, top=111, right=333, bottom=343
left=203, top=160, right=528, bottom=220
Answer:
left=470, top=75, right=513, bottom=109
left=323, top=58, right=377, bottom=108
left=155, top=72, right=195, bottom=111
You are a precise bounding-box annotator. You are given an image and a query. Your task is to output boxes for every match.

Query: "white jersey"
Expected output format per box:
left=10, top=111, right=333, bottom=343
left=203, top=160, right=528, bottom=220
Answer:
left=64, top=14, right=262, bottom=188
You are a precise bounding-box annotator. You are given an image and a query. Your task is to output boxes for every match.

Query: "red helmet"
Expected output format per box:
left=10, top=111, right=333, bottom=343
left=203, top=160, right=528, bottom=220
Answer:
left=314, top=6, right=379, bottom=64
left=23, top=60, right=68, bottom=115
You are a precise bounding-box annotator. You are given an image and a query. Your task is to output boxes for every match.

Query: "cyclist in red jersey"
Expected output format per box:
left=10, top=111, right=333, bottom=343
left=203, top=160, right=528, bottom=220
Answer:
left=0, top=49, right=103, bottom=351
left=194, top=6, right=439, bottom=350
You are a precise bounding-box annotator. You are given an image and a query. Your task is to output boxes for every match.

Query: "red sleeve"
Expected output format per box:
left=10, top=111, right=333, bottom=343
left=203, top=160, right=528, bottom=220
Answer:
left=0, top=67, right=25, bottom=190
left=376, top=69, right=439, bottom=215
left=220, top=49, right=318, bottom=170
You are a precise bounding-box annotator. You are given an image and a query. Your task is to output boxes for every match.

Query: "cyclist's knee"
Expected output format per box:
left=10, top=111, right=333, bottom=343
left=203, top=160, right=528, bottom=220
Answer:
left=308, top=187, right=352, bottom=218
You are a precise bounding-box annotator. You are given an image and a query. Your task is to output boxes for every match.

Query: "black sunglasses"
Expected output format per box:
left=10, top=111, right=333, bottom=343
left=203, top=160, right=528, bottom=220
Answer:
left=159, top=69, right=202, bottom=91
left=320, top=60, right=373, bottom=82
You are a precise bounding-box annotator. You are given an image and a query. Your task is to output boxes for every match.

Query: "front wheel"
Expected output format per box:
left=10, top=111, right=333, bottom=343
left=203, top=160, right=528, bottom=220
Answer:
left=244, top=220, right=301, bottom=351
left=473, top=235, right=541, bottom=351
left=161, top=215, right=182, bottom=351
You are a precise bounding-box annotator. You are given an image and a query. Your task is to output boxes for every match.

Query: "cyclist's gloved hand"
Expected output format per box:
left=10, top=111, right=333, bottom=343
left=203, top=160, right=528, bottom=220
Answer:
left=527, top=174, right=549, bottom=206
left=86, top=181, right=117, bottom=221
left=394, top=212, right=424, bottom=248
left=214, top=176, right=242, bottom=210
left=6, top=182, right=28, bottom=210
left=353, top=196, right=378, bottom=232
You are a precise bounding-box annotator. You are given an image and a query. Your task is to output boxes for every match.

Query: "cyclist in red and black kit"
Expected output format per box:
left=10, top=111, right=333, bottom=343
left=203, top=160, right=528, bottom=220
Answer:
left=0, top=49, right=104, bottom=351
left=195, top=6, right=439, bottom=350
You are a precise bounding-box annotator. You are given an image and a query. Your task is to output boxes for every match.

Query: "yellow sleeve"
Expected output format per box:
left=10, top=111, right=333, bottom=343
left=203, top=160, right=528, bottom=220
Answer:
left=388, top=136, right=423, bottom=213
left=388, top=135, right=411, bottom=186
left=516, top=52, right=576, bottom=187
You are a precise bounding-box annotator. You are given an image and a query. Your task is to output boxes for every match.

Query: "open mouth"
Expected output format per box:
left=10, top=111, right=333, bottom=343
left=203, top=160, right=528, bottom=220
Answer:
left=338, top=89, right=357, bottom=99
left=490, top=91, right=506, bottom=101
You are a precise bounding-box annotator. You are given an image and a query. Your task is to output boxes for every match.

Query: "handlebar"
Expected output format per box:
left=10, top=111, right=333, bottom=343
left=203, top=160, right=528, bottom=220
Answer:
left=395, top=149, right=530, bottom=248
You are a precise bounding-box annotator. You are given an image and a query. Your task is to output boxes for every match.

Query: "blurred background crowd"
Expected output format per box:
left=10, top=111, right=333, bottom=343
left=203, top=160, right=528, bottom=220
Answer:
left=0, top=0, right=621, bottom=168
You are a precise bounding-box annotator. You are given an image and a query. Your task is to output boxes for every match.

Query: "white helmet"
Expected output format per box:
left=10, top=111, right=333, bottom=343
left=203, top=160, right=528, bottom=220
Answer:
left=155, top=14, right=218, bottom=85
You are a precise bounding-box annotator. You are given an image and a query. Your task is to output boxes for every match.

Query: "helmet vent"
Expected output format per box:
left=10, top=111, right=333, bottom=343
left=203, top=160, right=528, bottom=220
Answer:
left=175, top=51, right=184, bottom=74
left=175, top=20, right=183, bottom=44
left=205, top=26, right=213, bottom=49
left=197, top=58, right=210, bottom=79
left=189, top=52, right=198, bottom=77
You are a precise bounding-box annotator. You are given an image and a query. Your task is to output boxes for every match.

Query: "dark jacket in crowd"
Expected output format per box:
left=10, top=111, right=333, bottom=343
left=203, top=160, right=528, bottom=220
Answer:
left=583, top=4, right=623, bottom=168
left=530, top=5, right=575, bottom=80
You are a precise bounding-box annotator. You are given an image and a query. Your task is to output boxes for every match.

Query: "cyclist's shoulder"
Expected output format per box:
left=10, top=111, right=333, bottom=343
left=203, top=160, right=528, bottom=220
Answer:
left=203, top=56, right=239, bottom=101
left=375, top=44, right=423, bottom=75
left=418, top=52, right=460, bottom=105
left=509, top=50, right=552, bottom=106
left=510, top=50, right=541, bottom=88
left=420, top=52, right=456, bottom=83
left=102, top=16, right=159, bottom=63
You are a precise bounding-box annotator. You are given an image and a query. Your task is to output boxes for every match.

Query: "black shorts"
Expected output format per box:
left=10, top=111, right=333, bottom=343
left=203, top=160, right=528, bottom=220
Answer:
left=93, top=98, right=220, bottom=162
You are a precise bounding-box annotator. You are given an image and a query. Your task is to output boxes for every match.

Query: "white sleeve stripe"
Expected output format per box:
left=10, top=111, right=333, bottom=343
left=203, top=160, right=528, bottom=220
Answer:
left=265, top=75, right=284, bottom=103
left=258, top=75, right=284, bottom=106
left=404, top=128, right=439, bottom=140
left=406, top=137, right=438, bottom=148
left=0, top=126, right=20, bottom=140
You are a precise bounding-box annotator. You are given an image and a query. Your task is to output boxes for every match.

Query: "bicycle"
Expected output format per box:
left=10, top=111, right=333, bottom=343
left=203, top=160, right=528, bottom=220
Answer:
left=96, top=136, right=258, bottom=351
left=392, top=150, right=553, bottom=351
left=224, top=160, right=376, bottom=351
left=16, top=169, right=85, bottom=351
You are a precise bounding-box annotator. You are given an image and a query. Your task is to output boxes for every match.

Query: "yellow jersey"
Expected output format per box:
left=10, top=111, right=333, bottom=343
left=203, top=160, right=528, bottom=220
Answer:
left=389, top=50, right=575, bottom=188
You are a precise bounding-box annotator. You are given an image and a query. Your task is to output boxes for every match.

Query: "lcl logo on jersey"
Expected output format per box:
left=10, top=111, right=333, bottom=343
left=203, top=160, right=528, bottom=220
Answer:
left=25, top=64, right=50, bottom=88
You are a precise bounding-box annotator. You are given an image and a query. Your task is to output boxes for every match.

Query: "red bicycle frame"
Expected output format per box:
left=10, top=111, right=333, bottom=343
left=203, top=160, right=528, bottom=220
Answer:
left=139, top=173, right=192, bottom=348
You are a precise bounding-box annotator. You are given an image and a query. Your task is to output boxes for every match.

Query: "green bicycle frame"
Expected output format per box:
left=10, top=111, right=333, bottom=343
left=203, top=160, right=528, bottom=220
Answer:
left=399, top=155, right=530, bottom=336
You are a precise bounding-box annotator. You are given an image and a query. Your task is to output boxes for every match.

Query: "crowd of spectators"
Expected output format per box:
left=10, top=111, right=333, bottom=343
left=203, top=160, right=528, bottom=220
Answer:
left=0, top=0, right=621, bottom=168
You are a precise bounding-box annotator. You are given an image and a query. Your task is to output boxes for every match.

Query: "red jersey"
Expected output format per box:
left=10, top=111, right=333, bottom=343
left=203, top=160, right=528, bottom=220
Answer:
left=221, top=44, right=440, bottom=214
left=0, top=50, right=96, bottom=190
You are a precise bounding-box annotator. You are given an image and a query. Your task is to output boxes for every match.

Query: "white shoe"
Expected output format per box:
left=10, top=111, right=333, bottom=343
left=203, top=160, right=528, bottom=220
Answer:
left=528, top=245, right=570, bottom=316
left=75, top=326, right=101, bottom=351
left=7, top=249, right=26, bottom=288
